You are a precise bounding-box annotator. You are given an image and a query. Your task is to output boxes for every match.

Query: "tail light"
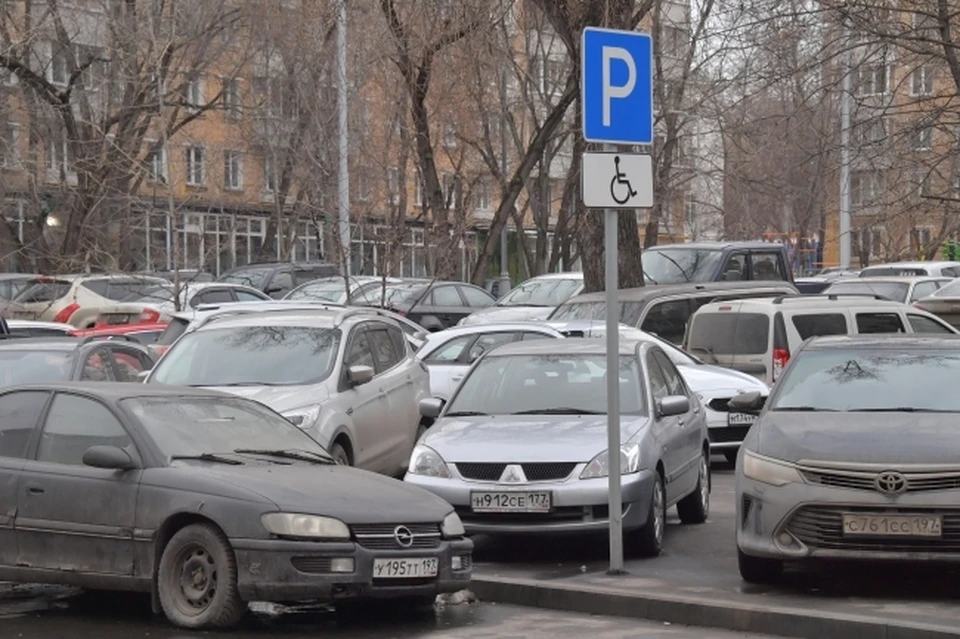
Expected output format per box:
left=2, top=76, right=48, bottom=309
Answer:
left=772, top=347, right=790, bottom=382
left=53, top=303, right=80, bottom=324
left=139, top=308, right=161, bottom=323
left=149, top=344, right=170, bottom=357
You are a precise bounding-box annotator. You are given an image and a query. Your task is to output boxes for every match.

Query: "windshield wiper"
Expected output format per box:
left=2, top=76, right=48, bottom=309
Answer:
left=850, top=407, right=949, bottom=413
left=642, top=269, right=659, bottom=285
left=773, top=407, right=838, bottom=412
left=169, top=453, right=243, bottom=465
left=445, top=410, right=489, bottom=417
left=207, top=381, right=285, bottom=387
left=512, top=407, right=604, bottom=415
left=234, top=448, right=335, bottom=464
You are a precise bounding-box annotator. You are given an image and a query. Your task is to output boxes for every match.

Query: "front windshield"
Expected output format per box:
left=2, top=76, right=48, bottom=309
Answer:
left=548, top=300, right=646, bottom=325
left=641, top=248, right=724, bottom=284
left=220, top=269, right=271, bottom=289
left=498, top=278, right=582, bottom=307
left=286, top=279, right=347, bottom=302
left=122, top=396, right=329, bottom=461
left=0, top=351, right=72, bottom=386
left=771, top=349, right=960, bottom=412
left=447, top=354, right=646, bottom=416
left=150, top=326, right=341, bottom=386
left=822, top=281, right=909, bottom=303
left=122, top=285, right=175, bottom=304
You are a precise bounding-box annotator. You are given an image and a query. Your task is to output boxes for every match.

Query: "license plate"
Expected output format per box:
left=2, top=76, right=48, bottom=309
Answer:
left=728, top=412, right=756, bottom=426
left=842, top=514, right=943, bottom=537
left=471, top=491, right=551, bottom=513
left=372, top=557, right=438, bottom=579
left=104, top=314, right=130, bottom=325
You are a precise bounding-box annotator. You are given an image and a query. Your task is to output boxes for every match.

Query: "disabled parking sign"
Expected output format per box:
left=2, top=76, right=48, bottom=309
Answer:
left=581, top=152, right=653, bottom=208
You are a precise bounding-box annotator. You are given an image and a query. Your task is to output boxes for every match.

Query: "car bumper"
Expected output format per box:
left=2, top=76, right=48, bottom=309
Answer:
left=405, top=470, right=656, bottom=535
left=705, top=407, right=755, bottom=451
left=737, top=473, right=960, bottom=563
left=230, top=537, right=473, bottom=602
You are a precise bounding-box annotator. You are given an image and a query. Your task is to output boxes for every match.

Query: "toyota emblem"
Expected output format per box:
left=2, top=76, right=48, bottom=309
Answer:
left=394, top=525, right=415, bottom=548
left=874, top=471, right=908, bottom=495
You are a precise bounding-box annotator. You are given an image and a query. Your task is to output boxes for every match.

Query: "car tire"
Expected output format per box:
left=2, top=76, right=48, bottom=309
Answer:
left=724, top=449, right=739, bottom=465
left=631, top=472, right=666, bottom=557
left=330, top=441, right=351, bottom=466
left=677, top=449, right=710, bottom=525
left=157, top=523, right=246, bottom=629
left=737, top=548, right=783, bottom=584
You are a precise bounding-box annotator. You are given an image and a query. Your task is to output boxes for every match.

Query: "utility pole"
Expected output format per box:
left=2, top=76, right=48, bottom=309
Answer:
left=337, top=0, right=351, bottom=276
left=839, top=17, right=852, bottom=269
left=498, top=67, right=511, bottom=295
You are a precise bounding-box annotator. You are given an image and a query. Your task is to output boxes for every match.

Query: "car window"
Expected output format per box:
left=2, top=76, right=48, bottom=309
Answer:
left=155, top=317, right=189, bottom=346
left=751, top=253, right=785, bottom=281
left=521, top=331, right=554, bottom=341
left=424, top=334, right=473, bottom=363
left=647, top=352, right=669, bottom=401
left=791, top=313, right=848, bottom=340
left=907, top=314, right=955, bottom=334
left=432, top=286, right=463, bottom=307
left=14, top=279, right=72, bottom=304
left=942, top=267, right=960, bottom=277
left=460, top=286, right=494, bottom=308
left=108, top=347, right=151, bottom=382
left=687, top=312, right=770, bottom=356
left=345, top=330, right=375, bottom=369
left=367, top=327, right=402, bottom=372
left=37, top=394, right=132, bottom=465
left=294, top=268, right=333, bottom=285
left=823, top=281, right=909, bottom=302
left=652, top=350, right=685, bottom=396
left=911, top=281, right=938, bottom=301
left=191, top=289, right=234, bottom=307
left=0, top=391, right=48, bottom=459
left=640, top=300, right=690, bottom=345
left=80, top=350, right=114, bottom=381
left=855, top=312, right=905, bottom=334
left=104, top=279, right=160, bottom=301
left=267, top=271, right=294, bottom=296
left=129, top=330, right=163, bottom=345
left=80, top=279, right=110, bottom=296
left=467, top=332, right=515, bottom=363
left=235, top=290, right=265, bottom=302
left=720, top=254, right=747, bottom=281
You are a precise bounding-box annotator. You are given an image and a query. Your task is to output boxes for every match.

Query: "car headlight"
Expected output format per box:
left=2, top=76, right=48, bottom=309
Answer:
left=282, top=405, right=321, bottom=429
left=441, top=512, right=465, bottom=538
left=261, top=513, right=350, bottom=540
left=407, top=445, right=451, bottom=478
left=742, top=450, right=803, bottom=487
left=580, top=444, right=641, bottom=479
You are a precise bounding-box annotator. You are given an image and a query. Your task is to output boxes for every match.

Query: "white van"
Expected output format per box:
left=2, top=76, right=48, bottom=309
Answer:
left=684, top=294, right=958, bottom=385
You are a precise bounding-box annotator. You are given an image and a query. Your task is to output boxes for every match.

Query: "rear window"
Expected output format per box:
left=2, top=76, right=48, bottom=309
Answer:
left=859, top=267, right=927, bottom=277
left=855, top=312, right=905, bottom=333
left=791, top=313, right=848, bottom=340
left=823, top=281, right=909, bottom=302
left=547, top=300, right=646, bottom=325
left=687, top=312, right=769, bottom=355
left=15, top=279, right=72, bottom=303
left=156, top=317, right=190, bottom=346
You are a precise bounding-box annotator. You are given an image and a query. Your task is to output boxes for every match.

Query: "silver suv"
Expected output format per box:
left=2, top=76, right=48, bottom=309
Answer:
left=145, top=307, right=431, bottom=475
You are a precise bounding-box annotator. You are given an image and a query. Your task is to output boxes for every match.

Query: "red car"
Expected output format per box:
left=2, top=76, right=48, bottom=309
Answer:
left=69, top=322, right=168, bottom=346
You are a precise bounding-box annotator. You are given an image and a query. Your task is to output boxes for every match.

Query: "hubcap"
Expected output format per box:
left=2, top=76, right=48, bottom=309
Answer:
left=177, top=546, right=217, bottom=612
left=653, top=480, right=665, bottom=543
left=700, top=456, right=710, bottom=512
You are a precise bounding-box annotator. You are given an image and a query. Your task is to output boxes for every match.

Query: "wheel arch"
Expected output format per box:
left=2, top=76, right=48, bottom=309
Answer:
left=149, top=512, right=229, bottom=614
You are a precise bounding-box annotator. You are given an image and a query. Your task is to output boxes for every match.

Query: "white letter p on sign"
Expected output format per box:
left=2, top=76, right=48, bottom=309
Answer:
left=601, top=46, right=636, bottom=128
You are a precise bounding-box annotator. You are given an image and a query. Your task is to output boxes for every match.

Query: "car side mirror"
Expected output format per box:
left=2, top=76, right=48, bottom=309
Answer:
left=657, top=395, right=690, bottom=418
left=728, top=391, right=763, bottom=414
left=83, top=445, right=136, bottom=470
left=419, top=397, right=445, bottom=419
left=136, top=369, right=151, bottom=382
left=347, top=365, right=374, bottom=387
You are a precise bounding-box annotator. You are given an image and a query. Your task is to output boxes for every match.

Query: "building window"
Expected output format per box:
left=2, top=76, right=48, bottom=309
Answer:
left=47, top=137, right=73, bottom=176
left=263, top=156, right=277, bottom=192
left=488, top=112, right=501, bottom=142
left=853, top=117, right=886, bottom=146
left=442, top=173, right=456, bottom=208
left=222, top=78, right=241, bottom=116
left=443, top=123, right=457, bottom=148
left=185, top=146, right=205, bottom=186
left=357, top=170, right=371, bottom=202
left=910, top=66, right=934, bottom=96
left=910, top=124, right=933, bottom=151
left=224, top=150, right=243, bottom=190
left=851, top=170, right=883, bottom=207
left=387, top=167, right=399, bottom=204
left=252, top=77, right=291, bottom=119
left=414, top=169, right=423, bottom=206
left=916, top=172, right=934, bottom=199
left=145, top=143, right=166, bottom=183
left=2, top=123, right=20, bottom=169
left=49, top=43, right=69, bottom=87
left=185, top=74, right=204, bottom=110
left=474, top=178, right=490, bottom=210
left=854, top=63, right=889, bottom=97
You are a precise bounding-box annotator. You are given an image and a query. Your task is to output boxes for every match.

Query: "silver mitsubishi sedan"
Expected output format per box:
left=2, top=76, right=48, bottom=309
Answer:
left=405, top=339, right=711, bottom=556
left=733, top=334, right=960, bottom=583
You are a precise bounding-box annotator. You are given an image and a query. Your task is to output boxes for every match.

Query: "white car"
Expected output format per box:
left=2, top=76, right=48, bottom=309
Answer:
left=458, top=272, right=584, bottom=326
left=416, top=323, right=564, bottom=398
left=94, top=282, right=270, bottom=326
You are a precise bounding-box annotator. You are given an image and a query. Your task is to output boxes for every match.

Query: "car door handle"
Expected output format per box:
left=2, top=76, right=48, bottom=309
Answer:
left=452, top=375, right=464, bottom=383
left=26, top=484, right=44, bottom=495
left=677, top=418, right=685, bottom=426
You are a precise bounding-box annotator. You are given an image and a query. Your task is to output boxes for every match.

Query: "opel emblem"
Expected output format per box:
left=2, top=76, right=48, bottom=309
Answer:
left=394, top=525, right=414, bottom=548
left=875, top=471, right=908, bottom=495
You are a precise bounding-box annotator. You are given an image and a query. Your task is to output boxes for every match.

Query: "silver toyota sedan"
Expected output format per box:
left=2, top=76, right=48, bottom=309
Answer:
left=405, top=339, right=711, bottom=556
left=733, top=334, right=960, bottom=583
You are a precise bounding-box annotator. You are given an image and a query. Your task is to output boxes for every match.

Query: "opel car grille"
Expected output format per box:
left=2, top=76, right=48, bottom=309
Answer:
left=350, top=523, right=442, bottom=550
left=708, top=396, right=767, bottom=412
left=456, top=462, right=577, bottom=482
left=800, top=467, right=960, bottom=493
left=786, top=506, right=960, bottom=552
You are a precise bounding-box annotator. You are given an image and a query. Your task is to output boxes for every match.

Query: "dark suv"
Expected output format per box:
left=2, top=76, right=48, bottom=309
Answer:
left=641, top=242, right=794, bottom=286
left=216, top=261, right=339, bottom=299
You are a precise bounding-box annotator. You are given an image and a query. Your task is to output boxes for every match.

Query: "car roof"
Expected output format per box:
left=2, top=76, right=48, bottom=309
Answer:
left=827, top=276, right=949, bottom=284
left=648, top=241, right=783, bottom=251
left=0, top=273, right=38, bottom=281
left=485, top=337, right=641, bottom=357
left=562, top=281, right=798, bottom=304
left=5, top=319, right=74, bottom=330
left=71, top=323, right=168, bottom=336
left=0, top=337, right=80, bottom=350
left=194, top=309, right=340, bottom=330
left=697, top=295, right=909, bottom=310
left=5, top=381, right=238, bottom=401
left=522, top=272, right=584, bottom=281
left=420, top=323, right=560, bottom=346
left=862, top=261, right=960, bottom=269
left=806, top=334, right=960, bottom=350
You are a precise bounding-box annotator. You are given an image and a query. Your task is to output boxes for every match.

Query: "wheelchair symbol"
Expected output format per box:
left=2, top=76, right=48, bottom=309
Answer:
left=609, top=156, right=637, bottom=205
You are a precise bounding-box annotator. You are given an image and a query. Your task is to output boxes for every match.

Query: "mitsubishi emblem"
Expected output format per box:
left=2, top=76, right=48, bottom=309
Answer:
left=500, top=464, right=527, bottom=483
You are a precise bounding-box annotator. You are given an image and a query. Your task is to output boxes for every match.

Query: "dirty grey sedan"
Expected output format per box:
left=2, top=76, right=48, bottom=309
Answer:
left=406, top=340, right=710, bottom=556
left=0, top=383, right=471, bottom=629
left=734, top=335, right=960, bottom=583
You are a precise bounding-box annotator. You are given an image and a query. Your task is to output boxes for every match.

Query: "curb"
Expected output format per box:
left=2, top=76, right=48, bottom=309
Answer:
left=470, top=574, right=960, bottom=639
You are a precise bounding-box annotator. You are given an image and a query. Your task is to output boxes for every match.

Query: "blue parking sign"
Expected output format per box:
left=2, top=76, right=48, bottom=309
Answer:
left=581, top=27, right=654, bottom=145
